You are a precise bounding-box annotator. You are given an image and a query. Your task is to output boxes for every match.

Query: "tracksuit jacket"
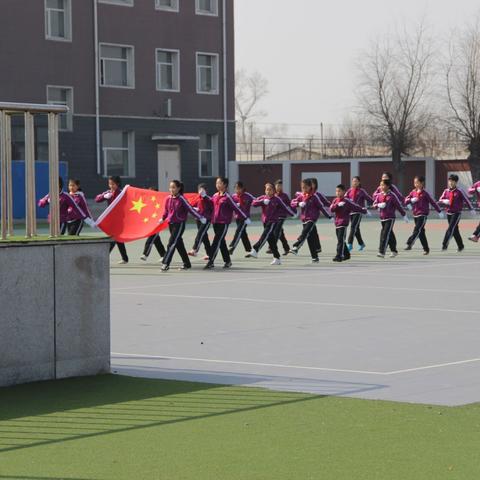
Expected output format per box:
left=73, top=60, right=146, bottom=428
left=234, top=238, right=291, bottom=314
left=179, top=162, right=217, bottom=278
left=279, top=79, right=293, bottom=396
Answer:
left=291, top=193, right=331, bottom=222
left=232, top=192, right=255, bottom=219
left=373, top=184, right=405, bottom=204
left=252, top=195, right=293, bottom=223
left=438, top=188, right=473, bottom=214
left=212, top=192, right=247, bottom=224
left=38, top=191, right=87, bottom=224
left=330, top=197, right=367, bottom=227
left=345, top=187, right=374, bottom=208
left=405, top=189, right=441, bottom=217
left=162, top=195, right=204, bottom=223
left=373, top=191, right=407, bottom=220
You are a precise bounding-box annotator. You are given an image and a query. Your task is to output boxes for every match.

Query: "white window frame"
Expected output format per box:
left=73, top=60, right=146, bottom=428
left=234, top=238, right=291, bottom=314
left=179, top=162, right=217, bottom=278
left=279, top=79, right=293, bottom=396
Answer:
left=196, top=52, right=220, bottom=95
left=198, top=134, right=219, bottom=178
left=99, top=43, right=135, bottom=89
left=98, top=0, right=134, bottom=6
left=155, top=0, right=179, bottom=12
left=46, top=85, right=74, bottom=132
left=102, top=131, right=136, bottom=178
left=195, top=0, right=218, bottom=16
left=45, top=0, right=72, bottom=42
left=155, top=48, right=180, bottom=92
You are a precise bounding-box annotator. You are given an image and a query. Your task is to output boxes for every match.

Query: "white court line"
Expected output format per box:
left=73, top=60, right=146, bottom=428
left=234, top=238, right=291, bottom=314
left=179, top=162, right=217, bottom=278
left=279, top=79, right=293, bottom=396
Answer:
left=112, top=291, right=480, bottom=315
left=111, top=353, right=480, bottom=376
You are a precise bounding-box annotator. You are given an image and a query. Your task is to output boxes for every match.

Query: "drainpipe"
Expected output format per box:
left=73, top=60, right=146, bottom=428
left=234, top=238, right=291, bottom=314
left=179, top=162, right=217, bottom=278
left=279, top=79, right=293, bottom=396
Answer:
left=94, top=0, right=101, bottom=175
left=222, top=0, right=229, bottom=177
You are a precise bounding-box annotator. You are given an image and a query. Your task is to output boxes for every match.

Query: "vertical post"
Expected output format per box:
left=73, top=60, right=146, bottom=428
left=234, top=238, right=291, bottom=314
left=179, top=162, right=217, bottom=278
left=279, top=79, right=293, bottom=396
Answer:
left=24, top=112, right=36, bottom=238
left=320, top=122, right=325, bottom=159
left=48, top=112, right=60, bottom=238
left=262, top=137, right=266, bottom=161
left=4, top=115, right=13, bottom=236
left=0, top=111, right=7, bottom=240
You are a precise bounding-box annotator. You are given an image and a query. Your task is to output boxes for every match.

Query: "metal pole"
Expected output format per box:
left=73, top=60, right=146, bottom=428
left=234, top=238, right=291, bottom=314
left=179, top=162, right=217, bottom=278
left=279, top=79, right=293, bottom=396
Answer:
left=24, top=112, right=36, bottom=238
left=0, top=111, right=7, bottom=240
left=4, top=115, right=13, bottom=236
left=262, top=137, right=266, bottom=161
left=48, top=112, right=60, bottom=238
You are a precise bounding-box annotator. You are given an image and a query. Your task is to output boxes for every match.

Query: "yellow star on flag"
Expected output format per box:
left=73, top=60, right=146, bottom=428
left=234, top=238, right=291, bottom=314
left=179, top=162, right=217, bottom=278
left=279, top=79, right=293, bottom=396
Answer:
left=152, top=212, right=158, bottom=219
left=151, top=196, right=157, bottom=202
left=155, top=203, right=161, bottom=209
left=130, top=197, right=147, bottom=215
left=143, top=218, right=149, bottom=223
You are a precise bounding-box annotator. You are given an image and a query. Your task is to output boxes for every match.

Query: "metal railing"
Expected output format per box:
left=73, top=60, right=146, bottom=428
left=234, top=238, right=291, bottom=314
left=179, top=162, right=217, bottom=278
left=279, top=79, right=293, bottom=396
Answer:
left=0, top=102, right=68, bottom=239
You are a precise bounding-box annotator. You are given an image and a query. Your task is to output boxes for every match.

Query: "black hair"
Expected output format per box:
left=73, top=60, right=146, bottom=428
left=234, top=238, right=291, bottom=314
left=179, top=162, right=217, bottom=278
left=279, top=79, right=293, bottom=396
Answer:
left=381, top=178, right=392, bottom=187
left=265, top=182, right=275, bottom=190
left=382, top=172, right=393, bottom=181
left=59, top=176, right=64, bottom=190
left=310, top=177, right=318, bottom=189
left=170, top=179, right=184, bottom=195
left=69, top=178, right=82, bottom=191
left=109, top=176, right=122, bottom=187
left=302, top=178, right=314, bottom=188
left=337, top=184, right=346, bottom=191
left=235, top=181, right=245, bottom=190
left=448, top=174, right=459, bottom=183
left=197, top=183, right=208, bottom=190
left=352, top=176, right=361, bottom=186
left=414, top=175, right=425, bottom=184
left=217, top=176, right=229, bottom=187
left=274, top=179, right=283, bottom=186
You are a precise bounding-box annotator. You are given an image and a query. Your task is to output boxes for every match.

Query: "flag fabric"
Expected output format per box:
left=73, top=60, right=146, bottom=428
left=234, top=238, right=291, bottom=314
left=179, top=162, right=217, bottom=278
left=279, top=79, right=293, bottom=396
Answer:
left=95, top=185, right=198, bottom=243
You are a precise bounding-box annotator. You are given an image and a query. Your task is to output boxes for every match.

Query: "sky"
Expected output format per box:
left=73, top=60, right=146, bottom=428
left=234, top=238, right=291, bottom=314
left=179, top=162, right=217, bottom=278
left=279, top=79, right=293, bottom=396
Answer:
left=234, top=0, right=480, bottom=135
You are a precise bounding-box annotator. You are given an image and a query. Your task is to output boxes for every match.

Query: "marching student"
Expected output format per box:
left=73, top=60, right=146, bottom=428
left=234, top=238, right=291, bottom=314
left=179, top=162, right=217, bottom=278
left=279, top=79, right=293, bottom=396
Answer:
left=141, top=187, right=166, bottom=262
left=345, top=176, right=374, bottom=251
left=205, top=177, right=249, bottom=270
left=310, top=177, right=331, bottom=254
left=372, top=172, right=405, bottom=204
left=188, top=183, right=213, bottom=260
left=228, top=181, right=255, bottom=255
left=66, top=178, right=93, bottom=236
left=468, top=179, right=480, bottom=243
left=330, top=184, right=367, bottom=262
left=404, top=176, right=443, bottom=255
left=290, top=178, right=331, bottom=263
left=274, top=179, right=295, bottom=255
left=438, top=174, right=475, bottom=252
left=95, top=175, right=129, bottom=264
left=159, top=180, right=206, bottom=272
left=39, top=177, right=90, bottom=235
left=373, top=179, right=409, bottom=258
left=246, top=182, right=293, bottom=265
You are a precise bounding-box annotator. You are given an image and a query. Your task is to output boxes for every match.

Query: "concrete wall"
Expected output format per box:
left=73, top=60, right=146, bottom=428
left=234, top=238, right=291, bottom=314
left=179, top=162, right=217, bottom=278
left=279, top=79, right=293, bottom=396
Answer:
left=0, top=239, right=111, bottom=387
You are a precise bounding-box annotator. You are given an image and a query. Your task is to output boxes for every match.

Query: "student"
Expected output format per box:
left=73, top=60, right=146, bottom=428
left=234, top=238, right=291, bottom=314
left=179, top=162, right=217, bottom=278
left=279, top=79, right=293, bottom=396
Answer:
left=159, top=180, right=206, bottom=272
left=438, top=174, right=475, bottom=252
left=66, top=178, right=93, bottom=236
left=290, top=178, right=331, bottom=263
left=247, top=182, right=293, bottom=265
left=404, top=176, right=443, bottom=255
left=38, top=177, right=90, bottom=235
left=141, top=188, right=166, bottom=262
left=205, top=177, right=249, bottom=270
left=373, top=179, right=409, bottom=258
left=310, top=177, right=331, bottom=254
left=372, top=172, right=405, bottom=204
left=330, top=184, right=367, bottom=262
left=229, top=181, right=255, bottom=255
left=274, top=179, right=295, bottom=255
left=345, top=176, right=373, bottom=251
left=95, top=175, right=129, bottom=264
left=189, top=183, right=213, bottom=259
left=468, top=179, right=480, bottom=242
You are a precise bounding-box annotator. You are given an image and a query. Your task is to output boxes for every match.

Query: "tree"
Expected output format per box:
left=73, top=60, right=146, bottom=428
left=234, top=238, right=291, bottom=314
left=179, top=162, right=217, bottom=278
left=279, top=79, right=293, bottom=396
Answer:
left=235, top=69, right=269, bottom=157
left=358, top=23, right=434, bottom=191
left=444, top=17, right=480, bottom=181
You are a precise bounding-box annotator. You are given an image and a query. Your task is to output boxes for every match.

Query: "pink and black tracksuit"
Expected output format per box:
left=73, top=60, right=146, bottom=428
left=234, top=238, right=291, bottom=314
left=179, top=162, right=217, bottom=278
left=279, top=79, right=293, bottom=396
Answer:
left=468, top=181, right=480, bottom=238
left=373, top=191, right=406, bottom=255
left=275, top=192, right=295, bottom=253
left=191, top=193, right=213, bottom=256
left=345, top=187, right=373, bottom=248
left=229, top=191, right=255, bottom=253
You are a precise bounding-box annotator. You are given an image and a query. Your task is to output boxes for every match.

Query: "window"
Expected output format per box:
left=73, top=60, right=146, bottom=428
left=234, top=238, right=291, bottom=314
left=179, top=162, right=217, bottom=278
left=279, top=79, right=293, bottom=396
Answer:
left=47, top=86, right=74, bottom=131
left=156, top=49, right=180, bottom=92
left=199, top=134, right=219, bottom=177
left=100, top=44, right=135, bottom=88
left=155, top=0, right=179, bottom=12
left=102, top=131, right=135, bottom=177
left=98, top=0, right=134, bottom=6
left=45, top=0, right=72, bottom=41
left=196, top=0, right=218, bottom=16
left=196, top=53, right=219, bottom=94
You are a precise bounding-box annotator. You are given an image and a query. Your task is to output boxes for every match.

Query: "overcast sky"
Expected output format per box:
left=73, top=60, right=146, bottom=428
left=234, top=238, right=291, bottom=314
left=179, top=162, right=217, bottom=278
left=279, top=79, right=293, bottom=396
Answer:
left=235, top=0, right=480, bottom=134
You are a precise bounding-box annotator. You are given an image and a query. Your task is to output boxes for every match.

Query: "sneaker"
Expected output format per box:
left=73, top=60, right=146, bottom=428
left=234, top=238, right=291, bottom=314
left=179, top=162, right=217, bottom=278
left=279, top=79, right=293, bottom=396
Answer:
left=316, top=248, right=322, bottom=254
left=390, top=252, right=398, bottom=258
left=404, top=245, right=412, bottom=251
left=358, top=244, right=366, bottom=252
left=140, top=255, right=148, bottom=262
left=423, top=250, right=430, bottom=256
left=270, top=258, right=281, bottom=266
left=289, top=247, right=299, bottom=256
left=228, top=247, right=235, bottom=255
left=283, top=250, right=290, bottom=256
left=245, top=250, right=258, bottom=258
left=458, top=246, right=465, bottom=252
left=266, top=249, right=273, bottom=254
left=312, top=258, right=320, bottom=264
left=441, top=246, right=448, bottom=251
left=158, top=257, right=164, bottom=263
left=469, top=235, right=479, bottom=243
left=161, top=265, right=169, bottom=272
left=204, top=263, right=214, bottom=270
left=117, top=260, right=128, bottom=265
left=377, top=253, right=385, bottom=258
left=179, top=264, right=191, bottom=270
left=223, top=262, right=232, bottom=269
left=188, top=250, right=198, bottom=257
left=332, top=256, right=342, bottom=262
left=343, top=255, right=351, bottom=261
left=347, top=243, right=353, bottom=252
left=203, top=255, right=210, bottom=261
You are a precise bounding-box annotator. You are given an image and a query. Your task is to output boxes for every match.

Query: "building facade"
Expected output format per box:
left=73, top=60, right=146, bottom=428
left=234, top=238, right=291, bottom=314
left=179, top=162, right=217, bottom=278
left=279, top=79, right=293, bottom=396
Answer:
left=0, top=0, right=235, bottom=196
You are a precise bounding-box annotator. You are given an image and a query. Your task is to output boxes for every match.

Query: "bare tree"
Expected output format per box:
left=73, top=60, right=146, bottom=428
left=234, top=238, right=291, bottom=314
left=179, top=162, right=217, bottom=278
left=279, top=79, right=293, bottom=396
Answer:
left=235, top=69, right=269, bottom=156
left=444, top=17, right=480, bottom=181
left=358, top=23, right=434, bottom=191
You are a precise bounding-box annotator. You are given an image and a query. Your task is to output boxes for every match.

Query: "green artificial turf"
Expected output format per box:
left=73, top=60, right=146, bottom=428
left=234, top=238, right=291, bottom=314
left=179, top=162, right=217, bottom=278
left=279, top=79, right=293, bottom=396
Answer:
left=0, top=375, right=479, bottom=479
left=0, top=235, right=108, bottom=244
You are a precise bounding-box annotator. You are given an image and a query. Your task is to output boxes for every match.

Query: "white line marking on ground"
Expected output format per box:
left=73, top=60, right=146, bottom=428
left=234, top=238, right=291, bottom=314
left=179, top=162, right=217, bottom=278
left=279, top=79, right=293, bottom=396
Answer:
left=112, top=292, right=480, bottom=315
left=386, top=358, right=480, bottom=374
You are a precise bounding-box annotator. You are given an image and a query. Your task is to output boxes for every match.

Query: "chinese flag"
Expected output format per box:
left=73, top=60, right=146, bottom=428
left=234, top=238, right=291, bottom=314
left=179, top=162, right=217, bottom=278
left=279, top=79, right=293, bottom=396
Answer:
left=95, top=185, right=198, bottom=243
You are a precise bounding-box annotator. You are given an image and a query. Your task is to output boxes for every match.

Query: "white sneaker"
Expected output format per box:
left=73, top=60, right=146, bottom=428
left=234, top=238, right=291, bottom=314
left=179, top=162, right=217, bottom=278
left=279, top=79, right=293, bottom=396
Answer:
left=117, top=260, right=128, bottom=265
left=270, top=258, right=281, bottom=266
left=158, top=257, right=164, bottom=263
left=246, top=250, right=258, bottom=258
left=390, top=252, right=398, bottom=258
left=140, top=255, right=147, bottom=262
left=377, top=253, right=385, bottom=258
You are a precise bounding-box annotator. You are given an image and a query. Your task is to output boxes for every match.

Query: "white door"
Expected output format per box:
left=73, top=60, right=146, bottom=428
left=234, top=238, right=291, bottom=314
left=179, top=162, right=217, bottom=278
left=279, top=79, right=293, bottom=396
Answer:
left=158, top=145, right=181, bottom=192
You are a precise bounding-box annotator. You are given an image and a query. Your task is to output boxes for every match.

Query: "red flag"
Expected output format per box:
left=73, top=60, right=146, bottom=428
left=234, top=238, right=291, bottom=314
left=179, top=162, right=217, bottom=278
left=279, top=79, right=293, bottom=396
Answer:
left=95, top=185, right=198, bottom=243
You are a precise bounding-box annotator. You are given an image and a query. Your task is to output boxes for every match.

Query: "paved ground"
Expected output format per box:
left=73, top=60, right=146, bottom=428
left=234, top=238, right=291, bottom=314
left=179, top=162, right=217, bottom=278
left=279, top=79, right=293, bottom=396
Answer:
left=107, top=216, right=480, bottom=406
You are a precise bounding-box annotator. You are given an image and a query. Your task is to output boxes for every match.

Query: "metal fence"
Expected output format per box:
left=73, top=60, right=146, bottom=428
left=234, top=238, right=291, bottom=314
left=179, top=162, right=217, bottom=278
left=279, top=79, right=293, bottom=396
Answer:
left=0, top=102, right=67, bottom=239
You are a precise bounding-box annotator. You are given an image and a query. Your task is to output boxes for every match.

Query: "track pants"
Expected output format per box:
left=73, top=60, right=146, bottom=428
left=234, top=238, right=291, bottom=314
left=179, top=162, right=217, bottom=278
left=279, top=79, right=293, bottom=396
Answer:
left=335, top=226, right=350, bottom=259
left=293, top=221, right=319, bottom=259
left=209, top=223, right=231, bottom=265
left=110, top=242, right=129, bottom=262
left=163, top=222, right=190, bottom=268
left=65, top=219, right=84, bottom=236
left=143, top=233, right=166, bottom=258
left=443, top=212, right=464, bottom=249
left=379, top=219, right=397, bottom=255
left=229, top=219, right=252, bottom=253
left=277, top=219, right=290, bottom=252
left=407, top=215, right=429, bottom=252
left=473, top=222, right=480, bottom=237
left=311, top=224, right=322, bottom=252
left=253, top=222, right=282, bottom=259
left=192, top=220, right=211, bottom=256
left=348, top=213, right=365, bottom=246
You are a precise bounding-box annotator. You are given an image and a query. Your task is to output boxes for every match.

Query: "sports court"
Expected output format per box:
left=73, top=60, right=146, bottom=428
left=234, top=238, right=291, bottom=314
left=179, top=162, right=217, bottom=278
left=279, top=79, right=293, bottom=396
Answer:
left=109, top=217, right=480, bottom=407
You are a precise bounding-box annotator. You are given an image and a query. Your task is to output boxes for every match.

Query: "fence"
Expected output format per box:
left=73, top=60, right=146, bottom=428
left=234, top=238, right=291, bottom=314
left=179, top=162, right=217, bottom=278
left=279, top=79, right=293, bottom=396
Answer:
left=0, top=102, right=67, bottom=239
